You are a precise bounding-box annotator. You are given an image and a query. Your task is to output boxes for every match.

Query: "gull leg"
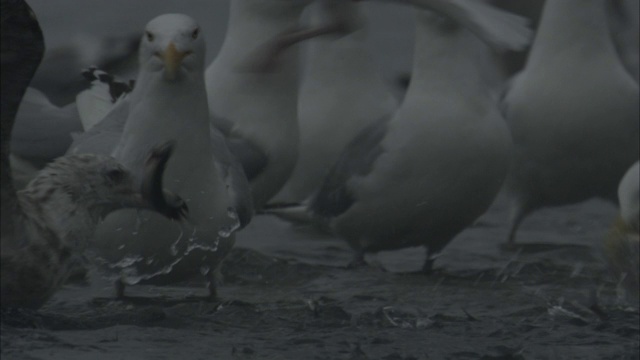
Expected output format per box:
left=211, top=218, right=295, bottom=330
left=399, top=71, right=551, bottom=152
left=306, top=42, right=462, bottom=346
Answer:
left=115, top=278, right=126, bottom=299
left=346, top=250, right=367, bottom=269
left=422, top=247, right=436, bottom=275
left=422, top=243, right=445, bottom=275
left=505, top=200, right=528, bottom=249
left=206, top=267, right=220, bottom=301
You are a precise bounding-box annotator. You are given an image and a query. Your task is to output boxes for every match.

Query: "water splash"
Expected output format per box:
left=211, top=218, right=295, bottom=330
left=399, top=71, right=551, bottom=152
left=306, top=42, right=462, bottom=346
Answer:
left=109, top=255, right=144, bottom=269
left=200, top=266, right=210, bottom=275
left=227, top=207, right=238, bottom=220
left=121, top=255, right=186, bottom=285
left=186, top=240, right=220, bottom=254
left=170, top=227, right=185, bottom=256
left=218, top=208, right=241, bottom=238
left=187, top=227, right=198, bottom=242
left=132, top=210, right=143, bottom=235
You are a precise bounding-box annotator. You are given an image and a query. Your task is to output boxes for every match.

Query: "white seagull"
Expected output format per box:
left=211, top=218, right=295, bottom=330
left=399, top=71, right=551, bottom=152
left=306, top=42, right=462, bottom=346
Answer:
left=276, top=0, right=531, bottom=271
left=501, top=0, right=640, bottom=245
left=68, top=14, right=248, bottom=298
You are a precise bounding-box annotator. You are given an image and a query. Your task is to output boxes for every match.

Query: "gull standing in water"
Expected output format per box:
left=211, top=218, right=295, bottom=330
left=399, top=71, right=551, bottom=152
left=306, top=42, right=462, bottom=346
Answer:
left=275, top=0, right=531, bottom=271
left=274, top=0, right=399, bottom=204
left=69, top=14, right=246, bottom=298
left=502, top=0, right=639, bottom=246
left=1, top=0, right=187, bottom=309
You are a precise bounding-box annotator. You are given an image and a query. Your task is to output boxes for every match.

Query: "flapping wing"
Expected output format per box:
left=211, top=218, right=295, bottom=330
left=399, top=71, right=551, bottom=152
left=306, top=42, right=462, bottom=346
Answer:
left=310, top=116, right=389, bottom=218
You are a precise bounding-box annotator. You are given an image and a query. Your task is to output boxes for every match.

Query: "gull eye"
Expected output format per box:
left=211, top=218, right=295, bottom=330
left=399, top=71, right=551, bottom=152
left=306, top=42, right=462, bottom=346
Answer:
left=146, top=31, right=154, bottom=42
left=191, top=28, right=199, bottom=40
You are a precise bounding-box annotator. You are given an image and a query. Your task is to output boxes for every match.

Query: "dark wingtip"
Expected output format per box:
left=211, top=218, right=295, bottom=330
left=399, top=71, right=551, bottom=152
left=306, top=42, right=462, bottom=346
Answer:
left=141, top=141, right=188, bottom=221
left=149, top=140, right=176, bottom=162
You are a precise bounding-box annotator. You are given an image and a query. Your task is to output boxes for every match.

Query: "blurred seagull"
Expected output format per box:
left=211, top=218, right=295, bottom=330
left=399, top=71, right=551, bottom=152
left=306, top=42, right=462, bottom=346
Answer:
left=501, top=0, right=639, bottom=246
left=205, top=0, right=349, bottom=210
left=269, top=0, right=530, bottom=271
left=274, top=0, right=400, bottom=204
left=1, top=0, right=187, bottom=309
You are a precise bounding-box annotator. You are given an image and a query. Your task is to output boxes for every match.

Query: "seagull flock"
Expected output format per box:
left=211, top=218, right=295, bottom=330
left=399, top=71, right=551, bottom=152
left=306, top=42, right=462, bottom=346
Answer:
left=1, top=0, right=638, bottom=308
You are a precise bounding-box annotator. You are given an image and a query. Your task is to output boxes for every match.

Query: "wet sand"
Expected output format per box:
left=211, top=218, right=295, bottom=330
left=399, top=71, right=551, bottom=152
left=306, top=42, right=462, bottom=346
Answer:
left=2, top=195, right=638, bottom=359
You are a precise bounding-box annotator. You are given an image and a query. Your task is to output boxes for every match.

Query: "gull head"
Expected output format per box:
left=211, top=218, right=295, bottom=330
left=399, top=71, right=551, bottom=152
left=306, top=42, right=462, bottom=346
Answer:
left=139, top=14, right=205, bottom=81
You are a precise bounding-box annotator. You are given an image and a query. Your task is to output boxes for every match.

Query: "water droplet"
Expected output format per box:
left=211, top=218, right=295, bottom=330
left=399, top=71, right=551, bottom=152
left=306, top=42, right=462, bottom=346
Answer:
left=109, top=256, right=144, bottom=269
left=227, top=207, right=238, bottom=220
left=170, top=228, right=185, bottom=256
left=187, top=228, right=198, bottom=242
left=218, top=218, right=240, bottom=238
left=200, top=266, right=210, bottom=275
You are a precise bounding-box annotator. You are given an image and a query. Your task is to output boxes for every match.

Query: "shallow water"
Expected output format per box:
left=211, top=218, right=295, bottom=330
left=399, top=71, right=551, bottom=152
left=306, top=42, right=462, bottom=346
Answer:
left=2, top=195, right=638, bottom=359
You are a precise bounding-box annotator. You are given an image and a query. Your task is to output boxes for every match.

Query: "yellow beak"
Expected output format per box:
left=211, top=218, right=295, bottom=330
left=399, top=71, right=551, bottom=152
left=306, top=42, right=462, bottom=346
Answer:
left=162, top=42, right=190, bottom=80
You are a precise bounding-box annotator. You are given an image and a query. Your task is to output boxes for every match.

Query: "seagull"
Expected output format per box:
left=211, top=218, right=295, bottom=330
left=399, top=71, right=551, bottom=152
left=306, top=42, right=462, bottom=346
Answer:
left=501, top=0, right=640, bottom=246
left=604, top=161, right=639, bottom=306
left=1, top=0, right=187, bottom=309
left=271, top=0, right=531, bottom=271
left=273, top=0, right=400, bottom=204
left=68, top=14, right=249, bottom=299
left=205, top=0, right=348, bottom=209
